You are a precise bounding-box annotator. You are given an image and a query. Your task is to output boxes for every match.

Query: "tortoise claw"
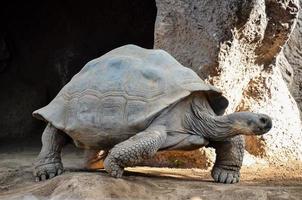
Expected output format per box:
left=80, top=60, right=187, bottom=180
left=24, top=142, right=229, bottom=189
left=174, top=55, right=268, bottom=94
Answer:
left=211, top=166, right=240, bottom=184
left=34, top=162, right=64, bottom=181
left=104, top=157, right=124, bottom=178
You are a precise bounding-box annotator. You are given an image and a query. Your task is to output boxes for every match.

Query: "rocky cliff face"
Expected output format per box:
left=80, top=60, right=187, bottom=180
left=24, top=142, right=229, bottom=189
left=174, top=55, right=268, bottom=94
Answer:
left=153, top=0, right=302, bottom=166
left=284, top=0, right=302, bottom=118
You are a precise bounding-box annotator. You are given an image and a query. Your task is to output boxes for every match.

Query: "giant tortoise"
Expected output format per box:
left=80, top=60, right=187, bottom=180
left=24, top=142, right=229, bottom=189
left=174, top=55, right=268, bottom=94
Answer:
left=33, top=45, right=272, bottom=184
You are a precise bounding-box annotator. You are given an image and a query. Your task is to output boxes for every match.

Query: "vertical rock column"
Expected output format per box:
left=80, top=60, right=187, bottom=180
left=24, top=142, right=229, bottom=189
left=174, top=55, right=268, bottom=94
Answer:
left=154, top=0, right=302, bottom=165
left=284, top=0, right=302, bottom=118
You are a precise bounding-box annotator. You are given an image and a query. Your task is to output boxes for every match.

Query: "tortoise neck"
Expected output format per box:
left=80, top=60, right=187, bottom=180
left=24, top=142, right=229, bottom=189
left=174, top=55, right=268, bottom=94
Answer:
left=185, top=99, right=236, bottom=141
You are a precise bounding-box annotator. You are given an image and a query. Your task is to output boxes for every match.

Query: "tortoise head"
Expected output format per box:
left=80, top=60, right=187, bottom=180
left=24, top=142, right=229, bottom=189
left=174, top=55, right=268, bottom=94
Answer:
left=227, top=112, right=272, bottom=135
left=188, top=97, right=272, bottom=140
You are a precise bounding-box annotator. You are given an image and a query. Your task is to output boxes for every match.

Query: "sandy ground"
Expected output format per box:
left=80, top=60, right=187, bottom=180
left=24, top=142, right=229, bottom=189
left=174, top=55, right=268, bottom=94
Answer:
left=0, top=146, right=301, bottom=200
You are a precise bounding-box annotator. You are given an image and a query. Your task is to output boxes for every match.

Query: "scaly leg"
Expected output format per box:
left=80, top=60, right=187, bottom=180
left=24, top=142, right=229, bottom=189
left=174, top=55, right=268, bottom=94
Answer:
left=104, top=127, right=167, bottom=178
left=34, top=123, right=69, bottom=181
left=208, top=135, right=245, bottom=184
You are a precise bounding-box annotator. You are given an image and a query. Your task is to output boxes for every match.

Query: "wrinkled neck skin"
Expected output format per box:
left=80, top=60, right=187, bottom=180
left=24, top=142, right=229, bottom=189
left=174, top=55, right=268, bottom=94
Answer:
left=184, top=97, right=236, bottom=141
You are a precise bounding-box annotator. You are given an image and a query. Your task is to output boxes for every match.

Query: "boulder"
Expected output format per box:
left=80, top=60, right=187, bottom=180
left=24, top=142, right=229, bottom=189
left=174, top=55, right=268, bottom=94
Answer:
left=153, top=0, right=302, bottom=165
left=0, top=150, right=301, bottom=200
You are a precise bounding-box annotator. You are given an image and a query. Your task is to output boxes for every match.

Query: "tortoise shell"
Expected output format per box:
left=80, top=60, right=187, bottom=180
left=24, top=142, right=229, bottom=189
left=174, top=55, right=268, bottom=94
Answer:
left=33, top=45, right=228, bottom=138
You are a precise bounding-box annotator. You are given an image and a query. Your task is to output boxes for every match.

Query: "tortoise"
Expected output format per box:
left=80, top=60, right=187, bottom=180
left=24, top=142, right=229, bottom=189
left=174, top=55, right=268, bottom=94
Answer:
left=33, top=44, right=272, bottom=184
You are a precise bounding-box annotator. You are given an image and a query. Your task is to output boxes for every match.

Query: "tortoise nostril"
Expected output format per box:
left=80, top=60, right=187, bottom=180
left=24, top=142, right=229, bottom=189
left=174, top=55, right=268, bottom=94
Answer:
left=260, top=117, right=267, bottom=124
left=259, top=117, right=267, bottom=125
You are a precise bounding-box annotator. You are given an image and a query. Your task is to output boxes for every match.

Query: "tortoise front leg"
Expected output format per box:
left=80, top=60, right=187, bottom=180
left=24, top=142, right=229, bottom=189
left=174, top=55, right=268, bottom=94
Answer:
left=208, top=135, right=245, bottom=184
left=104, top=127, right=167, bottom=178
left=34, top=123, right=69, bottom=181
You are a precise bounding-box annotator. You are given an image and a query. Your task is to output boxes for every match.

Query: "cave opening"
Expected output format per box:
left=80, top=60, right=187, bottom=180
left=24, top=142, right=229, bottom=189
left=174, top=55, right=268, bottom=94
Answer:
left=0, top=0, right=157, bottom=147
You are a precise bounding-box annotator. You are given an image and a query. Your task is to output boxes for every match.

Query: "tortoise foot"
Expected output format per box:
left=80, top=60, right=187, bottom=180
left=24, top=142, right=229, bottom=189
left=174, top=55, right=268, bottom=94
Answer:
left=104, top=157, right=124, bottom=178
left=211, top=166, right=240, bottom=184
left=34, top=162, right=64, bottom=181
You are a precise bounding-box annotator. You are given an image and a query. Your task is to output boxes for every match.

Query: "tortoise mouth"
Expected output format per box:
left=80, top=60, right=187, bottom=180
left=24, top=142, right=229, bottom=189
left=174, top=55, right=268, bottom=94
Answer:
left=252, top=125, right=272, bottom=135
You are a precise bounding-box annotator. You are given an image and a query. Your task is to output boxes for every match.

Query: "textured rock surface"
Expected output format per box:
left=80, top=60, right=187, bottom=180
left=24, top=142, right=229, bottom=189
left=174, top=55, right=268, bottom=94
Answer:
left=284, top=0, right=302, bottom=115
left=154, top=0, right=302, bottom=165
left=1, top=150, right=301, bottom=200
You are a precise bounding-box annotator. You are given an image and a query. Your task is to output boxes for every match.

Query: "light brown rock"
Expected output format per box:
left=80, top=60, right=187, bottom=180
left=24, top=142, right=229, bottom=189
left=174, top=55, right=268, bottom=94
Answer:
left=1, top=150, right=301, bottom=200
left=154, top=0, right=302, bottom=165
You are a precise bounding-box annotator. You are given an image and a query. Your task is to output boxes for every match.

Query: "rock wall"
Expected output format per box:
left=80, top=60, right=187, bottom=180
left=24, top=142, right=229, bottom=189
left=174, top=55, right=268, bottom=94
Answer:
left=284, top=0, right=302, bottom=117
left=153, top=0, right=302, bottom=166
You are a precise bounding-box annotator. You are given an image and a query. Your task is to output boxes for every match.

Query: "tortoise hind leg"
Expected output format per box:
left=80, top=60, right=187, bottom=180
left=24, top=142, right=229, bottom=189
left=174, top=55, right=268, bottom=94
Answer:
left=34, top=123, right=69, bottom=181
left=104, top=127, right=167, bottom=178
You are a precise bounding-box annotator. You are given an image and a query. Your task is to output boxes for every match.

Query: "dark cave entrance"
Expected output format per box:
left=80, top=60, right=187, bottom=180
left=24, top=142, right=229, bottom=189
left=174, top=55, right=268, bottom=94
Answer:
left=0, top=0, right=157, bottom=146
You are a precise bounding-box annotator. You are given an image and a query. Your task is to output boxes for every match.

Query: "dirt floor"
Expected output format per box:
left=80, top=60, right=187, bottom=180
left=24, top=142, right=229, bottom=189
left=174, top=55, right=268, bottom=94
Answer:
left=0, top=146, right=301, bottom=200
